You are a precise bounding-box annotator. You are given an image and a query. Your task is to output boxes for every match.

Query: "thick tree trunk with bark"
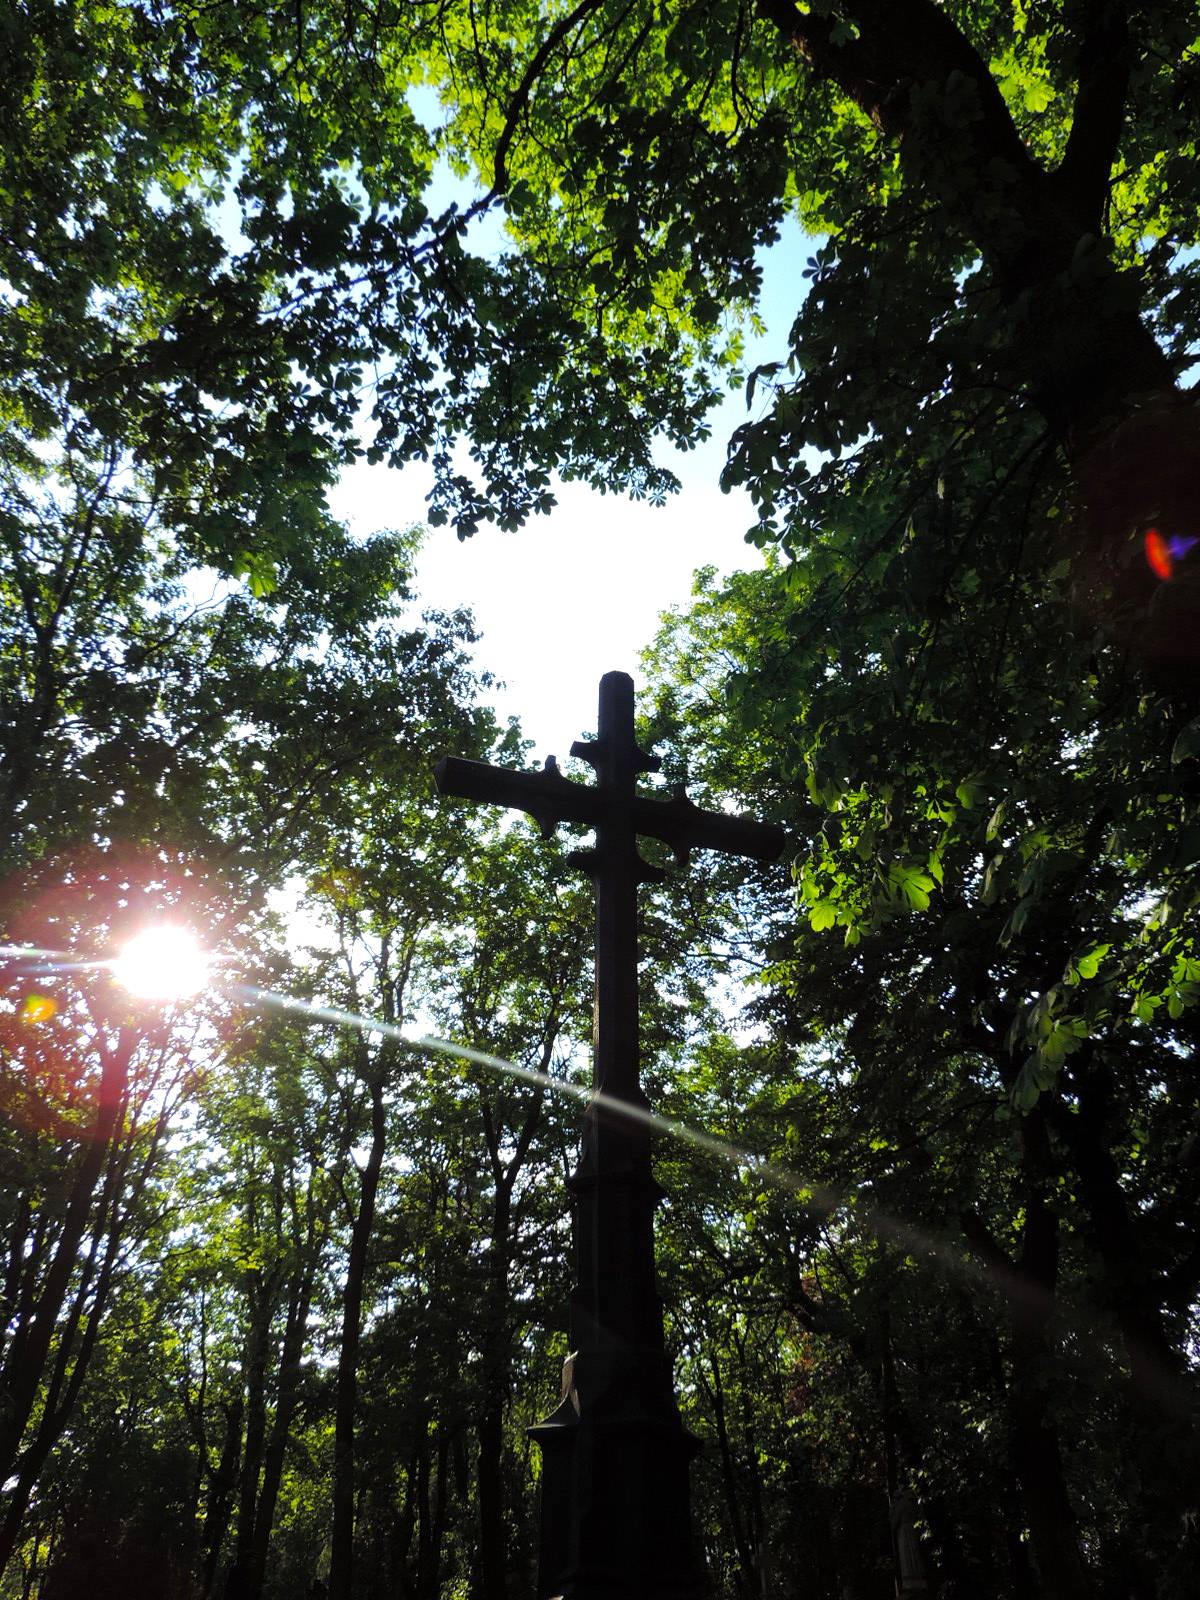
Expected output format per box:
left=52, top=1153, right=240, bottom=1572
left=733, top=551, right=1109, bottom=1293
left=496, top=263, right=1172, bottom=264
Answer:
left=1049, top=1058, right=1200, bottom=1588
left=1051, top=1061, right=1185, bottom=1398
left=756, top=0, right=1200, bottom=664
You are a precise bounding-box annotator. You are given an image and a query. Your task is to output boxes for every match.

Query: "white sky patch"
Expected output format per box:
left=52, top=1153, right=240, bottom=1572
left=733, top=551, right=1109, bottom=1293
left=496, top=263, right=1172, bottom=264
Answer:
left=328, top=215, right=808, bottom=755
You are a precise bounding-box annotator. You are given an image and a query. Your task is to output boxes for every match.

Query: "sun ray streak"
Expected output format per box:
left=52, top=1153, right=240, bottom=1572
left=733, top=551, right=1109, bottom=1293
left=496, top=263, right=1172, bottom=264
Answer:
left=230, top=982, right=943, bottom=1261
left=0, top=943, right=78, bottom=961
left=0, top=949, right=1184, bottom=1407
left=16, top=960, right=111, bottom=976
left=227, top=980, right=1197, bottom=1410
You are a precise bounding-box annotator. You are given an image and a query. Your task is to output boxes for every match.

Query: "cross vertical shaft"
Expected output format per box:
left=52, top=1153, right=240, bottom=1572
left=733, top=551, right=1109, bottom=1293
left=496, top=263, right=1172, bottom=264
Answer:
left=434, top=671, right=785, bottom=1600
left=565, top=672, right=664, bottom=1363
left=587, top=670, right=645, bottom=1110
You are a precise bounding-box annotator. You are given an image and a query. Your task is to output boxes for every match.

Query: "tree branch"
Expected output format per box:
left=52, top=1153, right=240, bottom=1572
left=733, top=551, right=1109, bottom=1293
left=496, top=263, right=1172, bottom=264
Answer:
left=487, top=0, right=608, bottom=201
left=756, top=0, right=1034, bottom=180
left=1052, top=1, right=1133, bottom=229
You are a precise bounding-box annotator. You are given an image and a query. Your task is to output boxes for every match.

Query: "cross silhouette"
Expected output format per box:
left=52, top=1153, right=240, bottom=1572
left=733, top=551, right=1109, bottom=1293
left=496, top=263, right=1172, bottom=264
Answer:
left=435, top=670, right=785, bottom=1599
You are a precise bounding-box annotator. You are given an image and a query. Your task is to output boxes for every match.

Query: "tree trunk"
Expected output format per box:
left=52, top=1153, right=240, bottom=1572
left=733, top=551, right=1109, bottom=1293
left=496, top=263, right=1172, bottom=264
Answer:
left=416, top=1430, right=451, bottom=1600
left=474, top=1069, right=547, bottom=1600
left=1049, top=1062, right=1200, bottom=1588
left=704, top=1347, right=758, bottom=1599
left=415, top=1431, right=435, bottom=1600
left=202, top=1397, right=245, bottom=1600
left=476, top=1175, right=513, bottom=1600
left=0, top=1153, right=126, bottom=1574
left=756, top=0, right=1200, bottom=662
left=476, top=1399, right=507, bottom=1600
left=1051, top=1063, right=1188, bottom=1400
left=963, top=1110, right=1093, bottom=1600
left=225, top=1274, right=274, bottom=1599
left=245, top=1245, right=320, bottom=1599
left=0, top=1029, right=131, bottom=1480
left=327, top=1070, right=386, bottom=1600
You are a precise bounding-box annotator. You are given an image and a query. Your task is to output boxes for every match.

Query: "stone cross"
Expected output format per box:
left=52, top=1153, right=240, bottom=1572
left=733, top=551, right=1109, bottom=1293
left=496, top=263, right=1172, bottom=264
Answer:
left=435, top=671, right=785, bottom=1600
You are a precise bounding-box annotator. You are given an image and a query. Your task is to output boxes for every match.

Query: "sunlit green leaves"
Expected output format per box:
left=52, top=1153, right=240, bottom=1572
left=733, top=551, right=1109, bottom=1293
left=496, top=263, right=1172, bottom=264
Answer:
left=1073, top=943, right=1110, bottom=982
left=887, top=861, right=935, bottom=913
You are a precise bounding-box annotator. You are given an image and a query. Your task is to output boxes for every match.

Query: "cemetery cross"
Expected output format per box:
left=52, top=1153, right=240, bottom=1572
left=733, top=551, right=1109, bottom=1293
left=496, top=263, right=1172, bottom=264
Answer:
left=435, top=671, right=786, bottom=1600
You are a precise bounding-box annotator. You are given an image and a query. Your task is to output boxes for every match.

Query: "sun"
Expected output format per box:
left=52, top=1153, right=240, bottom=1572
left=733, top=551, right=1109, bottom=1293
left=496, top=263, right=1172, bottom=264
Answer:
left=111, top=926, right=210, bottom=1001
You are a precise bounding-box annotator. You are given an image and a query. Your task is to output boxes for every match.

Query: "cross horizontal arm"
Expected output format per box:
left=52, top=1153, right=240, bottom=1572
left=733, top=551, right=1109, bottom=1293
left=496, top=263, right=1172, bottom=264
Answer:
left=631, top=792, right=787, bottom=865
left=434, top=756, right=603, bottom=830
left=435, top=755, right=787, bottom=865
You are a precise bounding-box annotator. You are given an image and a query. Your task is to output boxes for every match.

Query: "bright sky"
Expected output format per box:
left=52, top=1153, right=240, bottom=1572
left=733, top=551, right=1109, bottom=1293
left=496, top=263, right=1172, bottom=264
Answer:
left=327, top=220, right=805, bottom=757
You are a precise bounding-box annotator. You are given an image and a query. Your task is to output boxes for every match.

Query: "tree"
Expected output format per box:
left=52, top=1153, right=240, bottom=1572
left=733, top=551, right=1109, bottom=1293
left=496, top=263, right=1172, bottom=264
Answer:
left=0, top=400, right=499, bottom=1576
left=9, top=4, right=1200, bottom=1595
left=312, top=813, right=482, bottom=1600
left=640, top=546, right=1200, bottom=1597
left=14, top=5, right=1200, bottom=649
left=419, top=826, right=594, bottom=1600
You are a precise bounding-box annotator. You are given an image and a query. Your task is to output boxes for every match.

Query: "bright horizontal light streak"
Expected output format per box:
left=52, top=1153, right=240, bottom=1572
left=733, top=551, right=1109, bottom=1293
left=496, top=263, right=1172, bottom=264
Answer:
left=111, top=926, right=209, bottom=1000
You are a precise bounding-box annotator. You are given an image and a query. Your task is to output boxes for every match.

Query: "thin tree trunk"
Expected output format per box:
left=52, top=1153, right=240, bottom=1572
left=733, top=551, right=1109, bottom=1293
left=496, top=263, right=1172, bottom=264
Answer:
left=0, top=1162, right=125, bottom=1572
left=225, top=1274, right=274, bottom=1599
left=246, top=1236, right=320, bottom=1598
left=425, top=1431, right=451, bottom=1600
left=202, top=1397, right=245, bottom=1600
left=0, top=1029, right=131, bottom=1479
left=414, top=1431, right=435, bottom=1600
left=476, top=1394, right=508, bottom=1600
left=470, top=1024, right=550, bottom=1600
left=963, top=1110, right=1093, bottom=1600
left=476, top=1175, right=510, bottom=1600
left=701, top=1345, right=756, bottom=1599
left=327, top=1070, right=386, bottom=1600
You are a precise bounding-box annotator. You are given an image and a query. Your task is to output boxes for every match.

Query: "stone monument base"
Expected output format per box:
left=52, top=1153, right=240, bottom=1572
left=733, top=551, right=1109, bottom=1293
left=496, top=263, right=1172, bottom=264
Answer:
left=529, top=1351, right=702, bottom=1600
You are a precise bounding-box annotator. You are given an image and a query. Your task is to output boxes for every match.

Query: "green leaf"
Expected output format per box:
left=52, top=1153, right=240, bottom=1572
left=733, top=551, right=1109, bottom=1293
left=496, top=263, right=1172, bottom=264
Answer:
left=1171, top=717, right=1200, bottom=765
left=1075, top=943, right=1109, bottom=980
left=1000, top=895, right=1036, bottom=944
left=809, top=901, right=838, bottom=932
left=1167, top=983, right=1199, bottom=1019
left=888, top=863, right=935, bottom=911
left=1012, top=1062, right=1041, bottom=1113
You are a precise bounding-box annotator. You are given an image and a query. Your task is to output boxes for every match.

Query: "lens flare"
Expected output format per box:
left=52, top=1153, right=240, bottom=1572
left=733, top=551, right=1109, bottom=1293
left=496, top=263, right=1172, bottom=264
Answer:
left=204, top=979, right=1189, bottom=1414
left=111, top=926, right=209, bottom=1000
left=19, top=994, right=56, bottom=1024
left=1145, top=527, right=1198, bottom=582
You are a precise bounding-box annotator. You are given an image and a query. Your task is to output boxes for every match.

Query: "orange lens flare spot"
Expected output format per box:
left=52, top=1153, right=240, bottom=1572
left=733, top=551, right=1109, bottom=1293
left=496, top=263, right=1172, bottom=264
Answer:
left=20, top=994, right=56, bottom=1024
left=1146, top=528, right=1174, bottom=581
